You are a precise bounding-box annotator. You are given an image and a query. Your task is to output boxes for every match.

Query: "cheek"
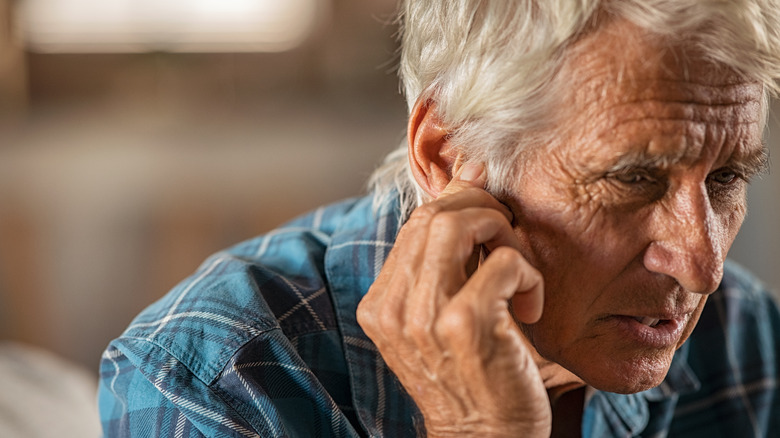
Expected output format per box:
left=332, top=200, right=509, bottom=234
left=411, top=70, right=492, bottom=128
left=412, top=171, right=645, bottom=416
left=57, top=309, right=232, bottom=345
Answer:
left=514, top=195, right=645, bottom=292
left=724, top=201, right=747, bottom=245
left=710, top=181, right=748, bottom=244
left=703, top=195, right=747, bottom=264
left=511, top=162, right=649, bottom=268
left=512, top=202, right=644, bottom=347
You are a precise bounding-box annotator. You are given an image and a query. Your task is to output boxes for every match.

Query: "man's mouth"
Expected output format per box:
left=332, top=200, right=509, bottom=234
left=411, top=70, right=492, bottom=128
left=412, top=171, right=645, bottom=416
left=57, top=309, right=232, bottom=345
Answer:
left=633, top=316, right=662, bottom=328
left=603, top=312, right=694, bottom=348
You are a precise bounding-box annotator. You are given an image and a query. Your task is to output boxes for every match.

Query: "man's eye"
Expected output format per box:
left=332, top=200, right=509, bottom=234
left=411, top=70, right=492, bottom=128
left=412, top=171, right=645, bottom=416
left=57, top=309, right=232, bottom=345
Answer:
left=709, top=169, right=738, bottom=185
left=612, top=171, right=652, bottom=184
left=598, top=168, right=666, bottom=204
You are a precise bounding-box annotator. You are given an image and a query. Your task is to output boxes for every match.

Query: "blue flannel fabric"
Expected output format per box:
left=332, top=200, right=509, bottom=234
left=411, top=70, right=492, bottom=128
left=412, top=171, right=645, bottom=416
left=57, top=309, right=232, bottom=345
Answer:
left=99, top=193, right=780, bottom=437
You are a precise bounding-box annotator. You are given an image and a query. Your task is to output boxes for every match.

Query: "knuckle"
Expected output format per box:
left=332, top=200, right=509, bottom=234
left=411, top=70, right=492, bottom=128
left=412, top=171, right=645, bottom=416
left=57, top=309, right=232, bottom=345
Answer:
left=355, top=300, right=375, bottom=331
left=489, top=246, right=523, bottom=267
left=357, top=293, right=399, bottom=340
left=355, top=297, right=370, bottom=319
left=485, top=247, right=544, bottom=287
left=375, top=309, right=401, bottom=337
left=434, top=304, right=475, bottom=341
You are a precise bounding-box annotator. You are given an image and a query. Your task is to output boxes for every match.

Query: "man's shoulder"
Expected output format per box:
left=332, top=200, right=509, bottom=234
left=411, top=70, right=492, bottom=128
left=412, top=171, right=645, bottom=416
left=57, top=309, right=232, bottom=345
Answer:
left=99, top=195, right=384, bottom=436
left=111, top=195, right=376, bottom=384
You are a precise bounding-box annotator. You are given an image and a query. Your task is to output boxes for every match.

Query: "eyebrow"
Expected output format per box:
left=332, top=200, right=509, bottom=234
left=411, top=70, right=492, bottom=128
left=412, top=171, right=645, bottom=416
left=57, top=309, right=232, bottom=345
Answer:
left=731, top=144, right=769, bottom=180
left=602, top=142, right=769, bottom=179
left=602, top=145, right=691, bottom=175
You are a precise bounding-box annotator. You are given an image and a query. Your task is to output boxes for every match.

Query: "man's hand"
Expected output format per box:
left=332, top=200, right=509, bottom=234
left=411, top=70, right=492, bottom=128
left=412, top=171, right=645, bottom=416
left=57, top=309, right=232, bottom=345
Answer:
left=356, top=163, right=551, bottom=437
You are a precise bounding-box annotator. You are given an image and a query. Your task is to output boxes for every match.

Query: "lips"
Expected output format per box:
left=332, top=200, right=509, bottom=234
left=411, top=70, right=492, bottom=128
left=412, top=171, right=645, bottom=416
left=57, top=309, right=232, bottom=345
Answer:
left=606, top=312, right=693, bottom=349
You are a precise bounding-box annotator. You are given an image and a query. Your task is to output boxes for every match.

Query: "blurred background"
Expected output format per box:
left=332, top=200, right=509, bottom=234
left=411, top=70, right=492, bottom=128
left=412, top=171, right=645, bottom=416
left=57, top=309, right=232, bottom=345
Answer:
left=0, top=0, right=777, bottom=384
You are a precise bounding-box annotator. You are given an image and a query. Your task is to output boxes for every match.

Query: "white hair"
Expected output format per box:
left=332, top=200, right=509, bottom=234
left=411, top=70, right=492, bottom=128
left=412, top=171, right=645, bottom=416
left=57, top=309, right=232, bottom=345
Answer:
left=369, top=0, right=780, bottom=220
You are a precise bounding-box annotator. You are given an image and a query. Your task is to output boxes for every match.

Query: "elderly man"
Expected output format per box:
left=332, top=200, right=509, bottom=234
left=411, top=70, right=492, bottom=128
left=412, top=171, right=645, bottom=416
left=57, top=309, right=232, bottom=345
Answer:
left=99, top=1, right=780, bottom=437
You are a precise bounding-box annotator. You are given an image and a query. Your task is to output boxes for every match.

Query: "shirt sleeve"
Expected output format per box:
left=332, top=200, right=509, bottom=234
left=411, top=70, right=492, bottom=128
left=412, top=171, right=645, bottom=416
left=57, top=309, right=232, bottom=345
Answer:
left=98, top=340, right=258, bottom=437
left=97, top=198, right=373, bottom=437
left=99, top=329, right=364, bottom=437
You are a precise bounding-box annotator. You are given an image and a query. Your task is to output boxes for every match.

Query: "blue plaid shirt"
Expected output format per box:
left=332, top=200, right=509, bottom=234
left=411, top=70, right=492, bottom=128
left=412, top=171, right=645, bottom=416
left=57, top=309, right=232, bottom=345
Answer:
left=99, top=194, right=780, bottom=437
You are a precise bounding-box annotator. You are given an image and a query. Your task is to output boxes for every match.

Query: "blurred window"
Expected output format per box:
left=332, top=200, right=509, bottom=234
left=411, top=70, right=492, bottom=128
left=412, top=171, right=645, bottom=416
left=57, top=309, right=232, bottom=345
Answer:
left=18, top=0, right=325, bottom=53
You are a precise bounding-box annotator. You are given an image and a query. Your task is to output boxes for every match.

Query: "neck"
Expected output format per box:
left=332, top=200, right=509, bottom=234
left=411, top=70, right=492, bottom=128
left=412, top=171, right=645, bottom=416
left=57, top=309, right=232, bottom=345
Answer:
left=550, top=386, right=586, bottom=438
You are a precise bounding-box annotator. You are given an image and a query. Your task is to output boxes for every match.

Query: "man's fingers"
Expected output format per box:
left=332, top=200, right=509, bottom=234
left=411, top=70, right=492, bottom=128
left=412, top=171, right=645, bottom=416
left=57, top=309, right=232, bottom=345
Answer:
left=416, top=208, right=523, bottom=296
left=360, top=161, right=532, bottom=381
left=461, top=246, right=544, bottom=325
left=407, top=207, right=522, bottom=324
left=434, top=162, right=513, bottom=223
left=432, top=246, right=543, bottom=374
left=358, top=162, right=551, bottom=435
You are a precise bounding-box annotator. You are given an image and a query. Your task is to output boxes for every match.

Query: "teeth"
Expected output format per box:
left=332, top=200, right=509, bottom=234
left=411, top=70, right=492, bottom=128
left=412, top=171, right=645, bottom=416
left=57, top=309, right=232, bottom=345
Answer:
left=635, top=317, right=661, bottom=327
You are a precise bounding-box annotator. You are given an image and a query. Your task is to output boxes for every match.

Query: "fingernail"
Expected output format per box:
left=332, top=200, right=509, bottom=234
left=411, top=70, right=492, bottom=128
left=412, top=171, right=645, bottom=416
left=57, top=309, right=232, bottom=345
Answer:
left=459, top=162, right=484, bottom=182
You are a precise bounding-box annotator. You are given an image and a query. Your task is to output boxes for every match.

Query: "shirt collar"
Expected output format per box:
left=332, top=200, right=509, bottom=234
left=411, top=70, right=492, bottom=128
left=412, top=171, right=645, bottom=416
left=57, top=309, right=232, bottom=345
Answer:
left=324, top=195, right=421, bottom=436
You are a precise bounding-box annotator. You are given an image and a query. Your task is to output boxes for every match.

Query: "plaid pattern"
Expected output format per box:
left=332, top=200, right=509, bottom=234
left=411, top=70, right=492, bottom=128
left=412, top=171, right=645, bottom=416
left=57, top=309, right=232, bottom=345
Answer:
left=99, top=194, right=780, bottom=437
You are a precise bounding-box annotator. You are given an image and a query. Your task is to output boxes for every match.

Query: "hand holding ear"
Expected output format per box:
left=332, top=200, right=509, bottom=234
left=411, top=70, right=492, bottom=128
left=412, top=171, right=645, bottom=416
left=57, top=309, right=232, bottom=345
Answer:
left=356, top=164, right=551, bottom=438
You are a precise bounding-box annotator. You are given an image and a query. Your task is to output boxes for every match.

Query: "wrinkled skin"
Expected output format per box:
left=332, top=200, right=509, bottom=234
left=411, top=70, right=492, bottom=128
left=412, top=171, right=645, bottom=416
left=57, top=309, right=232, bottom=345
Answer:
left=357, top=18, right=765, bottom=436
left=512, top=20, right=764, bottom=394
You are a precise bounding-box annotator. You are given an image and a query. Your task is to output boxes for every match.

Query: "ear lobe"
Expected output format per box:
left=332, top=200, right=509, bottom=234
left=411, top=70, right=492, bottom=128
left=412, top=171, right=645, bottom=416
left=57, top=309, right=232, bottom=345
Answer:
left=408, top=99, right=458, bottom=198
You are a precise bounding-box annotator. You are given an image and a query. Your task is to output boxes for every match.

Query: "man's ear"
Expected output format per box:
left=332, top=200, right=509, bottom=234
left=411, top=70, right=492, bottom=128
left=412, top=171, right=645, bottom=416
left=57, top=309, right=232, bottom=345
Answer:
left=408, top=99, right=460, bottom=198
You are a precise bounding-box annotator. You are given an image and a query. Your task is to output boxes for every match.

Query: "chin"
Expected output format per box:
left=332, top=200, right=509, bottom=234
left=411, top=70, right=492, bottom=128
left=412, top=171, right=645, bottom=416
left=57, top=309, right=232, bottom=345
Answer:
left=576, top=352, right=673, bottom=394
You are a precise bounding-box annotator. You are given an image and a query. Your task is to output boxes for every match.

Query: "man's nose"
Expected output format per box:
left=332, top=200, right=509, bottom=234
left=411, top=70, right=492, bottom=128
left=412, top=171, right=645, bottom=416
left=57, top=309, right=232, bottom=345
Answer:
left=643, top=183, right=724, bottom=294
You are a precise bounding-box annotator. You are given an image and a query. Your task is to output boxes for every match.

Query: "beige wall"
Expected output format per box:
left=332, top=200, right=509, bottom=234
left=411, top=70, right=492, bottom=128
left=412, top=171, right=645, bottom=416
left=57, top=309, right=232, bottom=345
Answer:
left=0, top=0, right=406, bottom=370
left=729, top=99, right=780, bottom=295
left=0, top=0, right=777, bottom=372
left=0, top=0, right=26, bottom=120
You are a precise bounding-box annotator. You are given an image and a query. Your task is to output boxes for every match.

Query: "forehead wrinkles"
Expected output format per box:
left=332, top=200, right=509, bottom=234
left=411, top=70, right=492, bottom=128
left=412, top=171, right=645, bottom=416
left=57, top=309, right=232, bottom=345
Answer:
left=549, top=19, right=764, bottom=171
left=564, top=43, right=763, bottom=124
left=588, top=121, right=760, bottom=173
left=557, top=18, right=763, bottom=126
left=585, top=88, right=763, bottom=143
